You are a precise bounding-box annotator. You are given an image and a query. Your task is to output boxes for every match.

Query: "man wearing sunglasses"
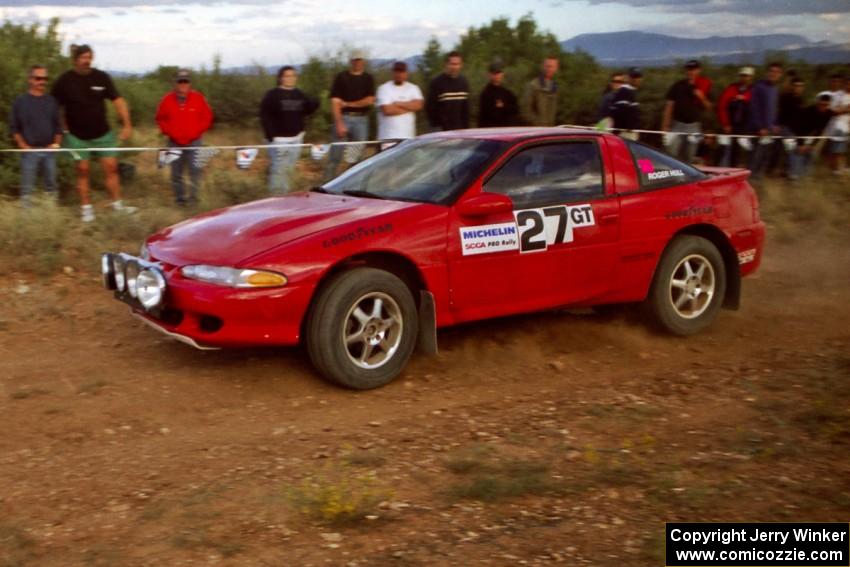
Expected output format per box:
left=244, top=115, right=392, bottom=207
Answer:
left=9, top=65, right=62, bottom=206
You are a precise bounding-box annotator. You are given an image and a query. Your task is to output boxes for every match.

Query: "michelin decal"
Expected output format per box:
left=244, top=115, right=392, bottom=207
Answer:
left=459, top=222, right=519, bottom=256
left=460, top=204, right=596, bottom=256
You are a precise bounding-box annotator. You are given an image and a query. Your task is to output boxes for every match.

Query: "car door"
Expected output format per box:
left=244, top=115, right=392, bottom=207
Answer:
left=447, top=137, right=620, bottom=323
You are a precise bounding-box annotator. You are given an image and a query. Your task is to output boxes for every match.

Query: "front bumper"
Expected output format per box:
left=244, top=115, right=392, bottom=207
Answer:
left=103, top=253, right=313, bottom=348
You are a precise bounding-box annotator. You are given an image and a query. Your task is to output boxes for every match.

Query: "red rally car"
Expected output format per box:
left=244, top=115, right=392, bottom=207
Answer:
left=102, top=128, right=765, bottom=389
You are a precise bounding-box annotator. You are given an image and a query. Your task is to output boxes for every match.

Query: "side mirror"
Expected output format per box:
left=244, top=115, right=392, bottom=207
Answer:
left=456, top=193, right=514, bottom=217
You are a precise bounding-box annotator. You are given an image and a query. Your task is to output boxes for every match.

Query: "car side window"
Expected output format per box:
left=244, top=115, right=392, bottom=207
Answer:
left=627, top=141, right=706, bottom=189
left=483, top=142, right=604, bottom=208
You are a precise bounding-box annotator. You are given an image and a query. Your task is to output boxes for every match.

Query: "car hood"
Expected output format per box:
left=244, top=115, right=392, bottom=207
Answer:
left=147, top=192, right=418, bottom=266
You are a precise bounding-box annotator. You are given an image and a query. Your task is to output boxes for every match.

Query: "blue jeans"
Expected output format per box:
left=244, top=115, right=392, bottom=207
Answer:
left=20, top=151, right=57, bottom=204
left=169, top=139, right=202, bottom=205
left=268, top=133, right=304, bottom=194
left=325, top=114, right=369, bottom=180
left=666, top=121, right=701, bottom=163
left=749, top=136, right=774, bottom=180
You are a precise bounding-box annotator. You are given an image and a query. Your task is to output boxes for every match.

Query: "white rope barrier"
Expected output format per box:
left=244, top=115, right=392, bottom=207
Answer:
left=0, top=140, right=389, bottom=154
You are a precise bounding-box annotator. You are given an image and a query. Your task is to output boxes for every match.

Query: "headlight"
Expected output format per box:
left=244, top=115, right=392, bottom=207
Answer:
left=136, top=268, right=166, bottom=310
left=181, top=265, right=288, bottom=288
left=101, top=253, right=116, bottom=290
left=140, top=243, right=150, bottom=261
left=112, top=255, right=126, bottom=291
left=125, top=261, right=141, bottom=298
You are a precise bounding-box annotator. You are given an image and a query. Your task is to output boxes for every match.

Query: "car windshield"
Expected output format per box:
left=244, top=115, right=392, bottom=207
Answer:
left=322, top=138, right=506, bottom=205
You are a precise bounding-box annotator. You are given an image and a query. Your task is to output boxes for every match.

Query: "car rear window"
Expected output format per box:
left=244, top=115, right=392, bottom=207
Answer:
left=627, top=141, right=706, bottom=190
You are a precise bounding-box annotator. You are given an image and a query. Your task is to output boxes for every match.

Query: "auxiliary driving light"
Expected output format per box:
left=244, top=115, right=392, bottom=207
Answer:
left=136, top=268, right=166, bottom=310
left=125, top=260, right=141, bottom=298
left=112, top=254, right=126, bottom=292
left=101, top=253, right=116, bottom=290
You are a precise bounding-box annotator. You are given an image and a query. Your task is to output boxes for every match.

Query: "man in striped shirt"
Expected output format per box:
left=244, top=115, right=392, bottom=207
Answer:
left=426, top=51, right=469, bottom=131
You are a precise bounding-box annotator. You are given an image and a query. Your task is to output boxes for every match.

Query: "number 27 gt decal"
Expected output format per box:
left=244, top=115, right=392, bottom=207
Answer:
left=459, top=204, right=595, bottom=256
left=515, top=204, right=595, bottom=253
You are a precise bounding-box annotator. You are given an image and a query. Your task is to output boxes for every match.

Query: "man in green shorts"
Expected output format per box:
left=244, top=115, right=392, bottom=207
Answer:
left=52, top=44, right=136, bottom=222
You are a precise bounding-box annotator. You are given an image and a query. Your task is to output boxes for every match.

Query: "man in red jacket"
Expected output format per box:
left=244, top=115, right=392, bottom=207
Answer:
left=155, top=69, right=213, bottom=206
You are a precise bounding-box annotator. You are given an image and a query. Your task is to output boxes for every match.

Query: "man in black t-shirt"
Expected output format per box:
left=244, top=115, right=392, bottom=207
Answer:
left=478, top=62, right=519, bottom=127
left=324, top=50, right=375, bottom=180
left=51, top=44, right=135, bottom=222
left=661, top=60, right=712, bottom=163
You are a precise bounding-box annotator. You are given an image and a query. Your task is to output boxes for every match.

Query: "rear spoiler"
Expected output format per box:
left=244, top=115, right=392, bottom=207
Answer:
left=696, top=166, right=751, bottom=186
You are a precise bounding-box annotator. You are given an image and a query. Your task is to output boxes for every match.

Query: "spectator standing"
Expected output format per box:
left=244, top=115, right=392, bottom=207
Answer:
left=155, top=69, right=213, bottom=205
left=376, top=61, right=423, bottom=140
left=478, top=62, right=519, bottom=127
left=426, top=51, right=470, bottom=131
left=825, top=74, right=850, bottom=175
left=610, top=67, right=643, bottom=139
left=523, top=56, right=560, bottom=126
left=260, top=66, right=319, bottom=193
left=786, top=92, right=835, bottom=181
left=776, top=77, right=806, bottom=178
left=51, top=44, right=135, bottom=222
left=8, top=65, right=62, bottom=206
left=662, top=60, right=713, bottom=163
left=597, top=72, right=625, bottom=125
left=747, top=62, right=784, bottom=180
left=716, top=66, right=754, bottom=167
left=325, top=50, right=375, bottom=180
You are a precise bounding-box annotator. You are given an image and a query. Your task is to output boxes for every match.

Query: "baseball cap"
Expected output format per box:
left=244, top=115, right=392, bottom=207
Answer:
left=628, top=67, right=643, bottom=78
left=350, top=49, right=366, bottom=60
left=738, top=66, right=755, bottom=76
left=816, top=91, right=833, bottom=102
left=392, top=61, right=407, bottom=72
left=685, top=59, right=701, bottom=69
left=174, top=68, right=191, bottom=81
left=488, top=61, right=504, bottom=73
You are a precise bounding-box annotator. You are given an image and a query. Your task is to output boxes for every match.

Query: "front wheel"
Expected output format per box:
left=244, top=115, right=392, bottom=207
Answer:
left=306, top=268, right=418, bottom=389
left=645, top=235, right=726, bottom=336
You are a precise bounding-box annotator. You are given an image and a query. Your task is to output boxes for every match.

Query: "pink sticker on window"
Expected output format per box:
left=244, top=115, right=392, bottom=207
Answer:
left=638, top=159, right=655, bottom=174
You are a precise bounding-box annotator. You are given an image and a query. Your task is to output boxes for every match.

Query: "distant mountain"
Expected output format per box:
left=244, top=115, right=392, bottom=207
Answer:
left=560, top=31, right=850, bottom=66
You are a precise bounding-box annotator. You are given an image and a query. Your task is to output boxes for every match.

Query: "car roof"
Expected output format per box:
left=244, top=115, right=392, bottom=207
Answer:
left=421, top=127, right=608, bottom=142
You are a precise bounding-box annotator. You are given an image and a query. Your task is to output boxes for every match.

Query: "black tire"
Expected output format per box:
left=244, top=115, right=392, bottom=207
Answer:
left=306, top=267, right=418, bottom=389
left=645, top=235, right=726, bottom=336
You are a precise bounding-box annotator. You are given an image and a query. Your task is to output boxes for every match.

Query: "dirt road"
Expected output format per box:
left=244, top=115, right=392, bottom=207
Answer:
left=1, top=228, right=848, bottom=566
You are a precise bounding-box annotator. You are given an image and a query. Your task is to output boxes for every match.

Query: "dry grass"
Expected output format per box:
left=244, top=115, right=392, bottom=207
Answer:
left=287, top=463, right=393, bottom=525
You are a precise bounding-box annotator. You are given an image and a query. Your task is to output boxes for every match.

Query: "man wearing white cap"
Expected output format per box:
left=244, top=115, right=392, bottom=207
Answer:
left=716, top=67, right=754, bottom=167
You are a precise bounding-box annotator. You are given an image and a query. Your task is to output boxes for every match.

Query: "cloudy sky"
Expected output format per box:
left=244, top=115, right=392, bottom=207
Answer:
left=0, top=0, right=848, bottom=72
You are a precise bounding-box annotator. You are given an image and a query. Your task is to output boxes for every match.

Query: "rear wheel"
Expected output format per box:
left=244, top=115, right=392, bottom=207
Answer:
left=306, top=268, right=418, bottom=389
left=646, top=235, right=726, bottom=336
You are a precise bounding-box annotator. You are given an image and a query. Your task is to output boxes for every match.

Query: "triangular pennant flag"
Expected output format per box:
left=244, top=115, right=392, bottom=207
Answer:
left=157, top=149, right=182, bottom=168
left=782, top=138, right=798, bottom=152
left=738, top=138, right=753, bottom=151
left=717, top=135, right=731, bottom=146
left=236, top=147, right=259, bottom=169
left=310, top=144, right=330, bottom=161
left=343, top=143, right=365, bottom=164
left=193, top=147, right=220, bottom=169
left=687, top=133, right=703, bottom=145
